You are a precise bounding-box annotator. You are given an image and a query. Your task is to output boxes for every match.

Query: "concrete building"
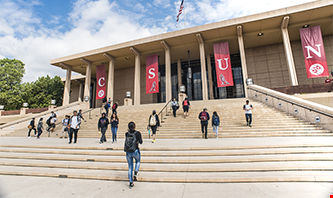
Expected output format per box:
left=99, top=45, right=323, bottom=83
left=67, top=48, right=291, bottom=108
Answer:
left=51, top=0, right=333, bottom=108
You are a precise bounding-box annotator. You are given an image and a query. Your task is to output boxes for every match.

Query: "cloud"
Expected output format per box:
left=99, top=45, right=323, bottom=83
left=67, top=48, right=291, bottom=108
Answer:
left=153, top=0, right=171, bottom=8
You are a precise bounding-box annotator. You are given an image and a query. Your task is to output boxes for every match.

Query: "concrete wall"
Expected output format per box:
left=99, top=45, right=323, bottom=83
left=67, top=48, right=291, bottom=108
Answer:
left=247, top=35, right=333, bottom=88
left=248, top=84, right=333, bottom=132
left=294, top=93, right=333, bottom=108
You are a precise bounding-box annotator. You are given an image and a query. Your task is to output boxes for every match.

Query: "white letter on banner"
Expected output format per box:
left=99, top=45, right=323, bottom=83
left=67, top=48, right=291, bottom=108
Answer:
left=98, top=77, right=105, bottom=87
left=148, top=68, right=155, bottom=79
left=217, top=58, right=229, bottom=70
left=305, top=44, right=321, bottom=59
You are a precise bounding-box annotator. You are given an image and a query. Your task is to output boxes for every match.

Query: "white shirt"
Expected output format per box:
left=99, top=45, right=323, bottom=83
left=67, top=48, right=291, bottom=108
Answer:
left=244, top=104, right=253, bottom=114
left=51, top=117, right=57, bottom=124
left=70, top=116, right=80, bottom=129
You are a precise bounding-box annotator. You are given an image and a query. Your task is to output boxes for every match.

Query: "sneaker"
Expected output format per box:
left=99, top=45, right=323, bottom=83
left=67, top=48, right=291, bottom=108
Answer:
left=68, top=142, right=72, bottom=144
left=64, top=136, right=68, bottom=138
left=205, top=137, right=208, bottom=139
left=28, top=136, right=31, bottom=138
left=99, top=141, right=103, bottom=144
left=37, top=137, right=40, bottom=139
left=249, top=124, right=252, bottom=127
left=202, top=134, right=204, bottom=138
left=60, top=137, right=63, bottom=139
left=152, top=140, right=155, bottom=143
left=129, top=182, right=134, bottom=188
left=134, top=171, right=138, bottom=181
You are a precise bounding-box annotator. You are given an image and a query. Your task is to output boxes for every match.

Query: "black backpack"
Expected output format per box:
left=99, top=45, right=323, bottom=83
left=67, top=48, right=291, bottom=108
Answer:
left=46, top=116, right=52, bottom=125
left=124, top=131, right=137, bottom=152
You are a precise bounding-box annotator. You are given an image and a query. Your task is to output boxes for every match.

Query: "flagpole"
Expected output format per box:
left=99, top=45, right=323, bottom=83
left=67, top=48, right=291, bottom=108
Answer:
left=184, top=0, right=186, bottom=29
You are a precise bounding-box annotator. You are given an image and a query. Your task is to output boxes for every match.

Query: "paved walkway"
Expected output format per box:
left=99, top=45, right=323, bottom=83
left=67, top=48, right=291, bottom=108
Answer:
left=0, top=137, right=333, bottom=198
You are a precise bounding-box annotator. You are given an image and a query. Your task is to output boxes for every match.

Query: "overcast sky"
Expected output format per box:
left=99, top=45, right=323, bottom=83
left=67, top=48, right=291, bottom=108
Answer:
left=0, top=0, right=316, bottom=82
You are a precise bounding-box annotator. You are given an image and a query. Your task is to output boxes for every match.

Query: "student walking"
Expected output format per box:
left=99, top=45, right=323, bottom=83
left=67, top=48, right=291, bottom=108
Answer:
left=68, top=110, right=81, bottom=144
left=27, top=118, right=37, bottom=137
left=78, top=110, right=86, bottom=122
left=171, top=98, right=179, bottom=117
left=212, top=111, right=220, bottom=139
left=36, top=118, right=44, bottom=139
left=112, top=102, right=118, bottom=115
left=110, top=113, right=119, bottom=143
left=243, top=100, right=254, bottom=127
left=98, top=113, right=109, bottom=144
left=198, top=108, right=210, bottom=139
left=148, top=110, right=160, bottom=143
left=60, top=115, right=69, bottom=139
left=124, top=122, right=143, bottom=188
left=182, top=97, right=190, bottom=118
left=104, top=101, right=111, bottom=116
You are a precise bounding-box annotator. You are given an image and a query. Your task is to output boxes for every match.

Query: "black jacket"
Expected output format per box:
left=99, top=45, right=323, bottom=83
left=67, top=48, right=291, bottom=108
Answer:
left=148, top=114, right=160, bottom=127
left=98, top=117, right=109, bottom=129
left=30, top=120, right=35, bottom=128
left=198, top=111, right=210, bottom=124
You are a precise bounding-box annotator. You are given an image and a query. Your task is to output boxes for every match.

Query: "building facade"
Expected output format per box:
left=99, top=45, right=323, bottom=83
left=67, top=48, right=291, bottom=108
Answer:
left=51, top=1, right=333, bottom=108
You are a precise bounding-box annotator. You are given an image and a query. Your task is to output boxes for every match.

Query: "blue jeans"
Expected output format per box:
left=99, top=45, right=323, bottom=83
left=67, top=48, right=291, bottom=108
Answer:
left=111, top=127, right=118, bottom=142
left=246, top=114, right=252, bottom=125
left=213, top=125, right=219, bottom=136
left=126, top=149, right=141, bottom=183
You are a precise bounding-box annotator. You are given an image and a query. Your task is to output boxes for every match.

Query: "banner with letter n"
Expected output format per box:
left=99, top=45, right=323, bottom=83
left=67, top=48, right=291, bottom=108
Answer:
left=300, top=25, right=329, bottom=78
left=96, top=64, right=106, bottom=99
left=213, top=42, right=234, bottom=87
left=146, top=54, right=159, bottom=94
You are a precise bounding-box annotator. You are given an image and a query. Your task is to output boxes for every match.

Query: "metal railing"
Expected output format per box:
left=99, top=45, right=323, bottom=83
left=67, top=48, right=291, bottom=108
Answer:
left=0, top=102, right=81, bottom=130
left=157, top=98, right=173, bottom=124
left=248, top=86, right=333, bottom=118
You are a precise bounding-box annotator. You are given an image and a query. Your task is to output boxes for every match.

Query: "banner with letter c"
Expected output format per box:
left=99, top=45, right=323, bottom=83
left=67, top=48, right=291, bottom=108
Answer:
left=146, top=54, right=159, bottom=94
left=96, top=64, right=106, bottom=99
left=300, top=26, right=329, bottom=78
left=213, top=42, right=234, bottom=87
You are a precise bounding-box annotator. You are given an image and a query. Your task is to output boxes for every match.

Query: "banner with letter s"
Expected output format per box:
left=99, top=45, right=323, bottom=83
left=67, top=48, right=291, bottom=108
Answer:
left=300, top=26, right=329, bottom=78
left=96, top=64, right=106, bottom=99
left=146, top=54, right=159, bottom=94
left=213, top=42, right=234, bottom=87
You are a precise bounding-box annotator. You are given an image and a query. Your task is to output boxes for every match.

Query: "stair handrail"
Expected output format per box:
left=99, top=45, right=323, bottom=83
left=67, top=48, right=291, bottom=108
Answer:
left=248, top=85, right=333, bottom=118
left=157, top=98, right=173, bottom=125
left=0, top=101, right=82, bottom=130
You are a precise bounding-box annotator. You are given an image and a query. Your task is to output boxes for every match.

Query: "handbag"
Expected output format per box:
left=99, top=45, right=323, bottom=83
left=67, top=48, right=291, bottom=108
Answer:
left=28, top=125, right=32, bottom=129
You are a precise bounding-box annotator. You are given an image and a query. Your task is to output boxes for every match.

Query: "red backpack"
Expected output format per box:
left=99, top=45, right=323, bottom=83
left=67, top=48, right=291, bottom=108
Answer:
left=183, top=100, right=188, bottom=106
left=200, top=112, right=208, bottom=121
left=112, top=104, right=116, bottom=109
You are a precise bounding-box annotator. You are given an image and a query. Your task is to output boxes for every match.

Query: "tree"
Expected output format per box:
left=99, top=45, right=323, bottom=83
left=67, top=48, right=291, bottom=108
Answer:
left=0, top=58, right=25, bottom=110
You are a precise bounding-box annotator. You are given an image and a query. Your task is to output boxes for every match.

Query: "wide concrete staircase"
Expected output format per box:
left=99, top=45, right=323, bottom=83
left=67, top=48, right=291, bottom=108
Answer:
left=0, top=98, right=332, bottom=183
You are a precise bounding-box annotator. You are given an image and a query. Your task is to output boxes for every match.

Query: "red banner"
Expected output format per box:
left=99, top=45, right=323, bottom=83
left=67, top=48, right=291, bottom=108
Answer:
left=213, top=42, right=234, bottom=87
left=300, top=26, right=329, bottom=78
left=146, top=54, right=159, bottom=94
left=96, top=64, right=106, bottom=99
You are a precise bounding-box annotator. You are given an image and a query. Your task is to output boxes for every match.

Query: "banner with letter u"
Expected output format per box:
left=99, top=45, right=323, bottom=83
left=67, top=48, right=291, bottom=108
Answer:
left=213, top=42, right=234, bottom=87
left=96, top=64, right=106, bottom=99
left=146, top=54, right=159, bottom=94
left=300, top=26, right=329, bottom=78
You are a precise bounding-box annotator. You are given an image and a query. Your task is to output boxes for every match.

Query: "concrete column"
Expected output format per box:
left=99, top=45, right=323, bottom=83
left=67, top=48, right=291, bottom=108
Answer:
left=196, top=33, right=208, bottom=101
left=206, top=54, right=214, bottom=99
left=281, top=16, right=298, bottom=86
left=161, top=41, right=172, bottom=102
left=78, top=83, right=83, bottom=102
left=60, top=63, right=72, bottom=106
left=103, top=53, right=115, bottom=102
left=237, top=25, right=249, bottom=98
left=93, top=80, right=97, bottom=108
left=130, top=47, right=141, bottom=105
left=177, top=59, right=182, bottom=88
left=81, top=58, right=92, bottom=108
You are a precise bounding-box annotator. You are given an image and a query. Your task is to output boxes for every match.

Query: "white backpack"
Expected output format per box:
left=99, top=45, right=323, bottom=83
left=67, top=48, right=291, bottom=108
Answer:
left=150, top=115, right=157, bottom=126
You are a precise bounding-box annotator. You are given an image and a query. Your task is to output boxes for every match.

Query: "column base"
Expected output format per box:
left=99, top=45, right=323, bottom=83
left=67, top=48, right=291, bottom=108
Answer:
left=124, top=98, right=133, bottom=106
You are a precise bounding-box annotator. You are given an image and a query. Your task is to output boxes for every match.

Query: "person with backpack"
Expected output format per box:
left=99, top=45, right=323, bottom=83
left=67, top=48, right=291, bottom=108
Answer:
left=27, top=118, right=37, bottom=137
left=68, top=110, right=81, bottom=144
left=78, top=109, right=86, bottom=122
left=60, top=115, right=69, bottom=139
left=112, top=102, right=118, bottom=115
left=110, top=112, right=119, bottom=143
left=212, top=111, right=220, bottom=139
left=104, top=101, right=111, bottom=117
left=49, top=114, right=57, bottom=132
left=148, top=110, right=160, bottom=143
left=98, top=113, right=109, bottom=144
left=171, top=98, right=179, bottom=117
left=243, top=100, right=254, bottom=127
left=36, top=118, right=44, bottom=139
left=198, top=108, right=210, bottom=139
left=182, top=97, right=190, bottom=118
left=124, top=122, right=143, bottom=188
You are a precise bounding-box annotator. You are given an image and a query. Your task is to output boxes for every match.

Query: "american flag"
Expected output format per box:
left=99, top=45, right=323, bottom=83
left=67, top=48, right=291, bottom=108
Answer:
left=176, top=0, right=184, bottom=22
